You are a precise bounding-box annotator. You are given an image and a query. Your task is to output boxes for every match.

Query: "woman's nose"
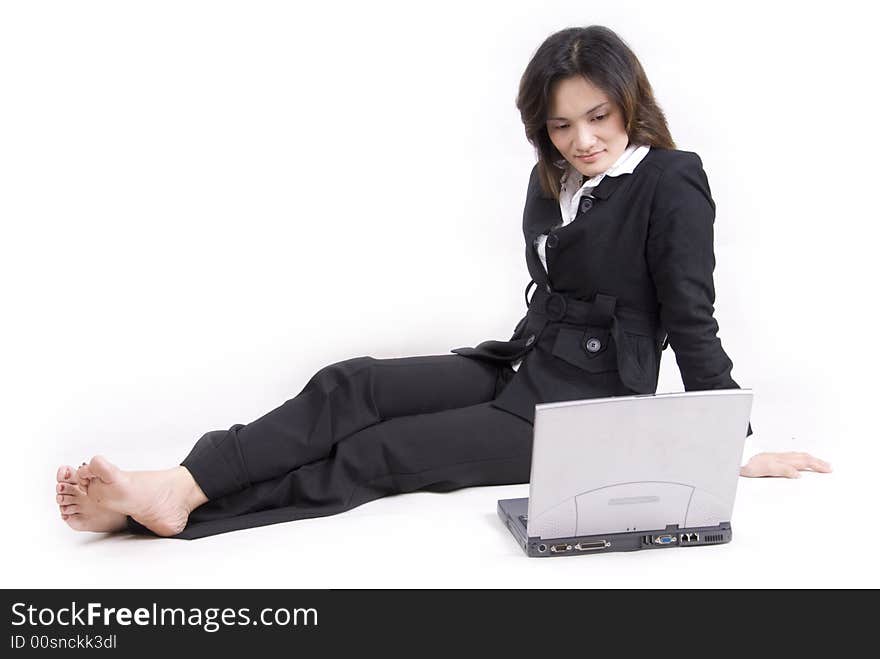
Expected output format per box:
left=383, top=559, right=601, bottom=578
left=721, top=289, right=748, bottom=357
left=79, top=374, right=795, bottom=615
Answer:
left=574, top=124, right=598, bottom=150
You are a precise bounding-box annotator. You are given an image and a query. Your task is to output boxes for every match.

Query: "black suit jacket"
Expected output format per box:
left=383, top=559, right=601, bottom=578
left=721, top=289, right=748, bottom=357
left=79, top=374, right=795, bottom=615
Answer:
left=452, top=147, right=752, bottom=435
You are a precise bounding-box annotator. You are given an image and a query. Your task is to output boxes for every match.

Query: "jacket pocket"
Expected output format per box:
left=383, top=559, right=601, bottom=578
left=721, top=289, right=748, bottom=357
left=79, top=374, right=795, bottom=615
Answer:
left=612, top=322, right=659, bottom=393
left=551, top=326, right=618, bottom=374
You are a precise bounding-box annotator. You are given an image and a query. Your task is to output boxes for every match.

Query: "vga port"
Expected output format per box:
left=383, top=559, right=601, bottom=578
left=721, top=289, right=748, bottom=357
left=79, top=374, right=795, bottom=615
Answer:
left=653, top=534, right=678, bottom=545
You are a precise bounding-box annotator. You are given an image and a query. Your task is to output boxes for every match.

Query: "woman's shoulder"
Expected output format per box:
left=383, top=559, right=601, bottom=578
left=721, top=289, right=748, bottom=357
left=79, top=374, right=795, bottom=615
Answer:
left=638, top=146, right=704, bottom=175
left=644, top=147, right=715, bottom=217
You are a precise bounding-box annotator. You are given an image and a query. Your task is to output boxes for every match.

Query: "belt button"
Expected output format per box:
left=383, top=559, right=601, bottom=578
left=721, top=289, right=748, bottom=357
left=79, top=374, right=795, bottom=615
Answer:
left=525, top=334, right=536, bottom=347
left=546, top=233, right=559, bottom=248
left=580, top=197, right=594, bottom=213
left=585, top=337, right=602, bottom=353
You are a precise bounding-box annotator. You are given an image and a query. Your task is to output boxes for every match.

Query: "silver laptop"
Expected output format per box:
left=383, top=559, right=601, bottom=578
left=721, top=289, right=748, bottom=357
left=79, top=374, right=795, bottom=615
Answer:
left=498, top=389, right=753, bottom=557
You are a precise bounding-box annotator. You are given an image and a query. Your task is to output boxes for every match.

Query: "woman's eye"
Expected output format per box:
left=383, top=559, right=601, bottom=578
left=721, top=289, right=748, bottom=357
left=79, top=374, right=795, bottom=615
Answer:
left=551, top=115, right=605, bottom=130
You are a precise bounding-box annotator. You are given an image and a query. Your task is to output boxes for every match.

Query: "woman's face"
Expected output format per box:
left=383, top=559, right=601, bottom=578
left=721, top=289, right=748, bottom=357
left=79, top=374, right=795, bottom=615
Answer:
left=545, top=75, right=629, bottom=179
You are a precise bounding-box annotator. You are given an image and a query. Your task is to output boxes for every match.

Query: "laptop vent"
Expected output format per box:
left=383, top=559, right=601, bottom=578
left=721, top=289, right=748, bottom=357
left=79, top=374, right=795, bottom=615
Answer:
left=704, top=534, right=723, bottom=543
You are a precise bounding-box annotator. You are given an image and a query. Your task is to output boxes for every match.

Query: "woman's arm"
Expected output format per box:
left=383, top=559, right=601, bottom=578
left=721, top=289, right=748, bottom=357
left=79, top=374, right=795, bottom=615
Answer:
left=646, top=152, right=831, bottom=478
left=645, top=152, right=748, bottom=418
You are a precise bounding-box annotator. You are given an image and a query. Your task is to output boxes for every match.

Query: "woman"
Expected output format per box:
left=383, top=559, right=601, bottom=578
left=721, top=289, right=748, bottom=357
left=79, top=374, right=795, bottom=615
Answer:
left=55, top=25, right=831, bottom=540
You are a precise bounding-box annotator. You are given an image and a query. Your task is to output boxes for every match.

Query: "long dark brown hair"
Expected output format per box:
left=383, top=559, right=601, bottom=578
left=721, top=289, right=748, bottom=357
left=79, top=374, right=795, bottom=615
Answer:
left=516, top=26, right=676, bottom=199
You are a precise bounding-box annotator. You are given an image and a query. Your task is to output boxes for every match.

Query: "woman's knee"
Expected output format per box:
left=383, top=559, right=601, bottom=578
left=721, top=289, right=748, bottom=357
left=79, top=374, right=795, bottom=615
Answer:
left=306, top=356, right=376, bottom=391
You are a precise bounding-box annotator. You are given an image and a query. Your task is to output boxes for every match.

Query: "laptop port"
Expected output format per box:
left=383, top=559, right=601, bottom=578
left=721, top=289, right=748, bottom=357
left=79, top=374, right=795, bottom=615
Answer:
left=550, top=543, right=572, bottom=553
left=653, top=534, right=678, bottom=545
left=537, top=544, right=547, bottom=553
left=575, top=540, right=610, bottom=551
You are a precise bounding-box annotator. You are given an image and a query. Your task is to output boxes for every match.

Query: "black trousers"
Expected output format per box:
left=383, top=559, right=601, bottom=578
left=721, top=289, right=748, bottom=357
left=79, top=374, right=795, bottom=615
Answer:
left=126, top=354, right=532, bottom=539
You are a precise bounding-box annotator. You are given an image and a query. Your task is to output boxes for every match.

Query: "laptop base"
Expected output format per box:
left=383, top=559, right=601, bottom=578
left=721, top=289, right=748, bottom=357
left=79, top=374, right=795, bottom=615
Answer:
left=498, top=497, right=732, bottom=557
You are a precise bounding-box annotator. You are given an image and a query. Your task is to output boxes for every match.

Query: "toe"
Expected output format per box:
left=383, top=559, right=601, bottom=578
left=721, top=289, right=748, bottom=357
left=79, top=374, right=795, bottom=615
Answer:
left=57, top=465, right=78, bottom=484
left=76, top=461, right=94, bottom=480
left=57, top=482, right=84, bottom=496
left=88, top=455, right=121, bottom=484
left=57, top=494, right=77, bottom=505
left=60, top=503, right=80, bottom=514
left=75, top=462, right=94, bottom=488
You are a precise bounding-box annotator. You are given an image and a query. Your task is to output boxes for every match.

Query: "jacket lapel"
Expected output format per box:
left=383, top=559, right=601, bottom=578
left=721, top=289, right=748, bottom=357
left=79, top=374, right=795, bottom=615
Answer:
left=522, top=192, right=560, bottom=287
left=590, top=172, right=633, bottom=201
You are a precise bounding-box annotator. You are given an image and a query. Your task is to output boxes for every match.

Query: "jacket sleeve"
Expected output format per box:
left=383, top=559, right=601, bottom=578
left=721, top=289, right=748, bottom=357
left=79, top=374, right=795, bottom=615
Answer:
left=646, top=152, right=753, bottom=437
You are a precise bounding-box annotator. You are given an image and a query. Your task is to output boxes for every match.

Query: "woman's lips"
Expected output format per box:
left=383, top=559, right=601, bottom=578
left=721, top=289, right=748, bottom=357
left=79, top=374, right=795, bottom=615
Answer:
left=576, top=150, right=604, bottom=162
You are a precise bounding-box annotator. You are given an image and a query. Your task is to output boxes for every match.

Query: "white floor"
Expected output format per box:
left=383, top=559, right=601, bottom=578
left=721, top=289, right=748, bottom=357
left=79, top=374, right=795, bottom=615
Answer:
left=6, top=439, right=873, bottom=589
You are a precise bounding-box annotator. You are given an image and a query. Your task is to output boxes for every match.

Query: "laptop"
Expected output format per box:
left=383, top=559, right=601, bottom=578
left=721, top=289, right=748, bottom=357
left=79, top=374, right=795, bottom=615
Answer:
left=497, top=389, right=753, bottom=557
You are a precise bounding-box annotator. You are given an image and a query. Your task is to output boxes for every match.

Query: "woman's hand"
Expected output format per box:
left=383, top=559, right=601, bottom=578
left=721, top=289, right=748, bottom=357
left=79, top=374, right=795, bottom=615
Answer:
left=740, top=452, right=832, bottom=478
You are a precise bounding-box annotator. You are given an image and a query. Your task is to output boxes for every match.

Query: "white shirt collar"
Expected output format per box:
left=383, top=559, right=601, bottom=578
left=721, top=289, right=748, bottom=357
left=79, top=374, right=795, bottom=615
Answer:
left=561, top=143, right=651, bottom=193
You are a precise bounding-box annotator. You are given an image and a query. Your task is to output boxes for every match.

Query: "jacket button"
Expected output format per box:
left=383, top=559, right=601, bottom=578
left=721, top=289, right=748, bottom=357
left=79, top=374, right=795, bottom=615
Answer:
left=546, top=233, right=559, bottom=248
left=525, top=334, right=536, bottom=346
left=585, top=337, right=602, bottom=353
left=580, top=197, right=594, bottom=213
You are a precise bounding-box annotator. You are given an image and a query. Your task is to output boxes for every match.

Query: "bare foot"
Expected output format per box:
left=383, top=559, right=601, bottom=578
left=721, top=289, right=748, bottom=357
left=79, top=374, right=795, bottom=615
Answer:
left=76, top=456, right=209, bottom=537
left=56, top=465, right=127, bottom=533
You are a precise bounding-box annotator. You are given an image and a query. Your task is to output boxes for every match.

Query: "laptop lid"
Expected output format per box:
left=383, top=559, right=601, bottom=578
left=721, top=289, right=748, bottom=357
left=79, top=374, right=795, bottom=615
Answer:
left=526, top=389, right=753, bottom=539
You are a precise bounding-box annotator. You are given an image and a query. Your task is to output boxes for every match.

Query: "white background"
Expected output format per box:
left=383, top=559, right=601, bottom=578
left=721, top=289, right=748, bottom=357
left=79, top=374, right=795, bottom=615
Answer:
left=1, top=0, right=876, bottom=588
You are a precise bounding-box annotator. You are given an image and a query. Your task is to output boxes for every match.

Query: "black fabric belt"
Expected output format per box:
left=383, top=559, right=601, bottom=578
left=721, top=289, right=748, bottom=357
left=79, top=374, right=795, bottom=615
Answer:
left=524, top=280, right=660, bottom=336
left=451, top=281, right=668, bottom=365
